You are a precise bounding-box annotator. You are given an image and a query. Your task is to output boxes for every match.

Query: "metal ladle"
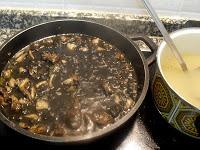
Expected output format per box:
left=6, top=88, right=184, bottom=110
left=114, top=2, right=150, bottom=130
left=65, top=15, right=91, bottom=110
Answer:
left=141, top=0, right=188, bottom=72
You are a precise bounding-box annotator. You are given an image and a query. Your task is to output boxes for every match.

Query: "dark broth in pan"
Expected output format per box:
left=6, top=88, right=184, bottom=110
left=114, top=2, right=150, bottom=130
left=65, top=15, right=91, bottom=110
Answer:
left=0, top=34, right=137, bottom=137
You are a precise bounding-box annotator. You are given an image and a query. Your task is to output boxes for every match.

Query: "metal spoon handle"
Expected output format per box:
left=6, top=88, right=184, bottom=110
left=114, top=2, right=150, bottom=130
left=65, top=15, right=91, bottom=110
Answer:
left=141, top=0, right=188, bottom=71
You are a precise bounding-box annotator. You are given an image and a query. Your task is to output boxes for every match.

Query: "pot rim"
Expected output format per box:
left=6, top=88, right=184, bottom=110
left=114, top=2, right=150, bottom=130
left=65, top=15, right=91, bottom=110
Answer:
left=0, top=19, right=150, bottom=143
left=157, top=27, right=200, bottom=110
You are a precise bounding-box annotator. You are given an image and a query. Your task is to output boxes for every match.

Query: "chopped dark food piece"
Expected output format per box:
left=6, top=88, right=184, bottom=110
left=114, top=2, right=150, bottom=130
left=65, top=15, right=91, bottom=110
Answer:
left=96, top=47, right=105, bottom=52
left=36, top=99, right=49, bottom=110
left=24, top=114, right=39, bottom=121
left=0, top=33, right=137, bottom=137
left=115, top=52, right=125, bottom=60
left=103, top=101, right=122, bottom=118
left=8, top=78, right=16, bottom=88
left=92, top=38, right=99, bottom=45
left=3, top=70, right=11, bottom=78
left=91, top=110, right=114, bottom=126
left=19, top=67, right=27, bottom=73
left=67, top=43, right=76, bottom=51
left=11, top=95, right=21, bottom=112
left=15, top=53, right=27, bottom=63
left=52, top=125, right=65, bottom=136
left=42, top=51, right=59, bottom=63
left=66, top=99, right=82, bottom=129
left=102, top=82, right=114, bottom=95
left=0, top=95, right=4, bottom=105
left=28, top=50, right=34, bottom=59
left=17, top=78, right=31, bottom=99
left=19, top=122, right=30, bottom=129
left=124, top=98, right=135, bottom=111
left=29, top=124, right=47, bottom=134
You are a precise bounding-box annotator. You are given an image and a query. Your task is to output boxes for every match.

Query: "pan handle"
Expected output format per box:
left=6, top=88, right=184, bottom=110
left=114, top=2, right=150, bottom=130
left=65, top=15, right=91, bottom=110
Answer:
left=131, top=36, right=157, bottom=66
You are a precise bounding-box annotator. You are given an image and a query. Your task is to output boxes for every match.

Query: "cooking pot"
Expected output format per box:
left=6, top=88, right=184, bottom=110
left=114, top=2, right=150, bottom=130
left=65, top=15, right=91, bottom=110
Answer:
left=0, top=20, right=157, bottom=143
left=152, top=28, right=200, bottom=139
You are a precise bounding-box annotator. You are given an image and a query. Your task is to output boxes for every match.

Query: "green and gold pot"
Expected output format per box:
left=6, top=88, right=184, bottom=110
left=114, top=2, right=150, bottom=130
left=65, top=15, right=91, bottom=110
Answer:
left=152, top=28, right=200, bottom=139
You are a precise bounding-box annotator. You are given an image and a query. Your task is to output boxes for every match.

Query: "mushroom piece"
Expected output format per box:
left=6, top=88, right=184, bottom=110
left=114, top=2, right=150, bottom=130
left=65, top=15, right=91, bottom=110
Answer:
left=19, top=67, right=27, bottom=74
left=30, top=86, right=36, bottom=99
left=65, top=99, right=82, bottom=129
left=63, top=75, right=79, bottom=86
left=124, top=98, right=135, bottom=111
left=17, top=78, right=31, bottom=99
left=79, top=47, right=89, bottom=52
left=0, top=95, right=3, bottom=105
left=90, top=109, right=114, bottom=126
left=96, top=47, right=105, bottom=52
left=8, top=78, right=16, bottom=88
left=35, top=81, right=48, bottom=89
left=102, top=82, right=114, bottom=95
left=60, top=35, right=69, bottom=44
left=49, top=74, right=55, bottom=88
left=3, top=69, right=11, bottom=78
left=52, top=124, right=65, bottom=136
left=66, top=43, right=77, bottom=51
left=42, top=51, right=59, bottom=63
left=115, top=52, right=125, bottom=60
left=10, top=95, right=21, bottom=112
left=92, top=38, right=100, bottom=45
left=36, top=99, right=49, bottom=110
left=15, top=53, right=27, bottom=63
left=28, top=50, right=34, bottom=59
left=19, top=122, right=30, bottom=129
left=29, top=124, right=47, bottom=134
left=24, top=114, right=39, bottom=121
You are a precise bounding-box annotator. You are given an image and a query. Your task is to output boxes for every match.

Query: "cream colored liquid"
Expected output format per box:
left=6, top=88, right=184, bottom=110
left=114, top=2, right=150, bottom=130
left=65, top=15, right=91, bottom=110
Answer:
left=161, top=53, right=200, bottom=108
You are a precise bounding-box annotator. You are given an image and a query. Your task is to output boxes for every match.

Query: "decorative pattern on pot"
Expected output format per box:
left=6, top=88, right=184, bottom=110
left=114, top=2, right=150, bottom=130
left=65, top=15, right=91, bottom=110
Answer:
left=152, top=72, right=200, bottom=139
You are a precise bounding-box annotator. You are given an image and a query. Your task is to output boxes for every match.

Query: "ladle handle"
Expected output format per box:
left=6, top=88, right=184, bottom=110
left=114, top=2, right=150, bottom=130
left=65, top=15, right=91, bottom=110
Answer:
left=141, top=0, right=188, bottom=71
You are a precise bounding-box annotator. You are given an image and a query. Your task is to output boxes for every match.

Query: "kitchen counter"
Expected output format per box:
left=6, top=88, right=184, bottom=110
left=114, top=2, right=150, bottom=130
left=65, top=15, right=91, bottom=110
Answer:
left=0, top=8, right=200, bottom=149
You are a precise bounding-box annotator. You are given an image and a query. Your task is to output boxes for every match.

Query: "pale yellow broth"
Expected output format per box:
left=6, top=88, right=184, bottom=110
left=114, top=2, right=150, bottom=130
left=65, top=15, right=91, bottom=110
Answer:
left=161, top=53, right=200, bottom=108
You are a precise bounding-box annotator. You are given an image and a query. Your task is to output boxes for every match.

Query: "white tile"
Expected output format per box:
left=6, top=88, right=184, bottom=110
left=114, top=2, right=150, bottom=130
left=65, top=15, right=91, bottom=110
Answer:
left=181, top=0, right=200, bottom=13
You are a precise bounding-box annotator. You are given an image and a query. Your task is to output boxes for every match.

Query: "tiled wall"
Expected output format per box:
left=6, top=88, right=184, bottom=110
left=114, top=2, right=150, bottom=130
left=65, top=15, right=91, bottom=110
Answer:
left=1, top=0, right=200, bottom=19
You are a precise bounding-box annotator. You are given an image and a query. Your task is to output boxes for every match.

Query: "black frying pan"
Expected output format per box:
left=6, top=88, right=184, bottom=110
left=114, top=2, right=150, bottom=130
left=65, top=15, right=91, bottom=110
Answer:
left=0, top=20, right=157, bottom=143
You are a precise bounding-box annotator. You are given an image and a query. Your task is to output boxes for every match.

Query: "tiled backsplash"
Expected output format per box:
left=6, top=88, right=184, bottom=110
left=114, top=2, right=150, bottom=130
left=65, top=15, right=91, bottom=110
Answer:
left=0, top=0, right=200, bottom=20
